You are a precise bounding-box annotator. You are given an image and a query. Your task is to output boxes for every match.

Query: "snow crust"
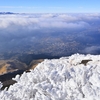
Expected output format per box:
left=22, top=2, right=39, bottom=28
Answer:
left=0, top=54, right=100, bottom=100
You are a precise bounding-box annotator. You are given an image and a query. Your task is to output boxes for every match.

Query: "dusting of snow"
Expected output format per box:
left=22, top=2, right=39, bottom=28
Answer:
left=0, top=54, right=100, bottom=100
left=0, top=82, right=2, bottom=89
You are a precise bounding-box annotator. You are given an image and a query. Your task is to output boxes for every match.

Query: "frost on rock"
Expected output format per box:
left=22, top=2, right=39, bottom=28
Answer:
left=0, top=82, right=2, bottom=89
left=0, top=54, right=100, bottom=100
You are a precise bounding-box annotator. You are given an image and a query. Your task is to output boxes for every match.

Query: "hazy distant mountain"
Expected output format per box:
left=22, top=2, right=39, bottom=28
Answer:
left=0, top=12, right=15, bottom=14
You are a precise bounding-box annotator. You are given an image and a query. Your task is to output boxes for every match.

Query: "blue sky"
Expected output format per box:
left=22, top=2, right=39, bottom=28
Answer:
left=0, top=0, right=100, bottom=13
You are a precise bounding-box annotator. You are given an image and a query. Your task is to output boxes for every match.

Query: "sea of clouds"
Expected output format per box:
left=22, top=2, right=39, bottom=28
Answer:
left=0, top=13, right=100, bottom=54
left=0, top=13, right=100, bottom=42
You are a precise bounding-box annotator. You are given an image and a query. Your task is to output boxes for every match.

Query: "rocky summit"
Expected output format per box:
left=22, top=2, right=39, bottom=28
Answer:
left=0, top=54, right=100, bottom=100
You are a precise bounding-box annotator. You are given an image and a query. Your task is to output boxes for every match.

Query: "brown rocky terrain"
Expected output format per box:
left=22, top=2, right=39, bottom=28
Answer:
left=29, top=59, right=44, bottom=70
left=0, top=59, right=44, bottom=89
left=0, top=60, right=28, bottom=75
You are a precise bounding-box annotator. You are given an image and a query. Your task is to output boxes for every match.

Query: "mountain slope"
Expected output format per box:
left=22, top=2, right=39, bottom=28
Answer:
left=0, top=60, right=27, bottom=75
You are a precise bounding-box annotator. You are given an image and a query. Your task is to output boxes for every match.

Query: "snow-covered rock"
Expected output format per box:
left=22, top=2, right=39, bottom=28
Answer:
left=0, top=54, right=100, bottom=100
left=0, top=82, right=2, bottom=89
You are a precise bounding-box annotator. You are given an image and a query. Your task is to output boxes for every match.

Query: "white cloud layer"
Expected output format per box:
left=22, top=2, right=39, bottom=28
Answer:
left=0, top=13, right=99, bottom=30
left=84, top=46, right=100, bottom=54
left=0, top=13, right=100, bottom=54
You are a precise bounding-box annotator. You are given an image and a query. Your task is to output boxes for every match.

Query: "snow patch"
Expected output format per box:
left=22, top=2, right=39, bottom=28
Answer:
left=0, top=54, right=100, bottom=100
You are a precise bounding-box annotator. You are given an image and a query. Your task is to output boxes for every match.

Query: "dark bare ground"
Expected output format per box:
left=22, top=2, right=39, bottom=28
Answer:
left=80, top=59, right=92, bottom=65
